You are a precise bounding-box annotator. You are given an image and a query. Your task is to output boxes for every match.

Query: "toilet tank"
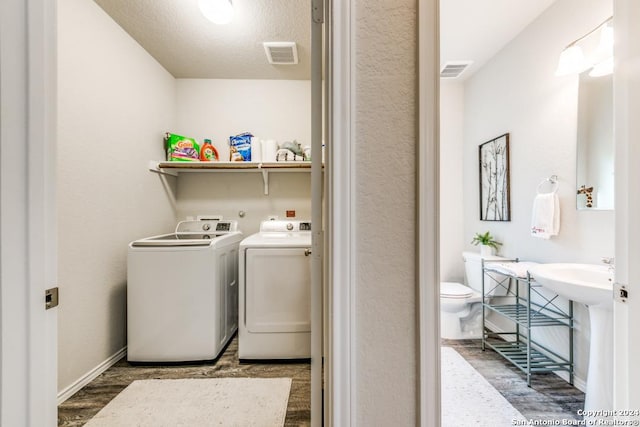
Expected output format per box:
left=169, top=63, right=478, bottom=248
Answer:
left=462, top=251, right=509, bottom=296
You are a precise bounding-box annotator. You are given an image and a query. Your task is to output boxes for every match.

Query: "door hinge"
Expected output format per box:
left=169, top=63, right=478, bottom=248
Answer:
left=45, top=287, right=59, bottom=309
left=614, top=283, right=628, bottom=303
left=312, top=0, right=324, bottom=24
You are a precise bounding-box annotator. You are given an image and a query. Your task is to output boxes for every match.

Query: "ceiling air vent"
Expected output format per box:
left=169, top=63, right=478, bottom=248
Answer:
left=440, top=61, right=473, bottom=79
left=263, top=42, right=298, bottom=65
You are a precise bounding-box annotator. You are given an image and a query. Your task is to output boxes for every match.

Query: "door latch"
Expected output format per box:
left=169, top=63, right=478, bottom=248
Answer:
left=614, top=283, right=628, bottom=303
left=45, top=287, right=59, bottom=309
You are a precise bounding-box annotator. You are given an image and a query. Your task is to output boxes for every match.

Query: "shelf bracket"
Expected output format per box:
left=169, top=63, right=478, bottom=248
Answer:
left=261, top=169, right=269, bottom=195
left=148, top=160, right=178, bottom=177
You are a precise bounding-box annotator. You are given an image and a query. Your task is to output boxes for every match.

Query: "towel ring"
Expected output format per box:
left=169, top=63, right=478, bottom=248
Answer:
left=536, top=175, right=558, bottom=194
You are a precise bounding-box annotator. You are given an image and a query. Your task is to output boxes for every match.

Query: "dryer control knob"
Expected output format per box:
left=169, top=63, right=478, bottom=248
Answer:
left=202, top=224, right=211, bottom=231
left=287, top=223, right=294, bottom=231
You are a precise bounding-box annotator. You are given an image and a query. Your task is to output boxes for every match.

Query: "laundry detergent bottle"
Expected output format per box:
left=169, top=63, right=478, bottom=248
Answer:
left=200, top=139, right=218, bottom=161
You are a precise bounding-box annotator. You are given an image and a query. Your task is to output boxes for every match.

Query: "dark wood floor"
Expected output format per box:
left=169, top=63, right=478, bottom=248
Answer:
left=58, top=335, right=310, bottom=427
left=59, top=337, right=584, bottom=426
left=444, top=339, right=585, bottom=421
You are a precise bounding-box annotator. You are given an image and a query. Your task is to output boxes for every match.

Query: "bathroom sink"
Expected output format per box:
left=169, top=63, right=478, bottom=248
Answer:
left=528, top=263, right=613, bottom=308
left=528, top=263, right=614, bottom=413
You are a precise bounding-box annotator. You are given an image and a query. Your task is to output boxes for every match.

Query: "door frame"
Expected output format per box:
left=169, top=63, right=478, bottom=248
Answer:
left=417, top=1, right=441, bottom=425
left=613, top=0, right=640, bottom=411
left=0, top=0, right=58, bottom=425
left=6, top=2, right=453, bottom=425
left=327, top=0, right=356, bottom=423
left=329, top=0, right=440, bottom=425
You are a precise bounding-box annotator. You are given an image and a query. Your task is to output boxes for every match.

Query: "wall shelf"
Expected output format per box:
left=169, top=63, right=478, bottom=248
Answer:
left=148, top=161, right=318, bottom=195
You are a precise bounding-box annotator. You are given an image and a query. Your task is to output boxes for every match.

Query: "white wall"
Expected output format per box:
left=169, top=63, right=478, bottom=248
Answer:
left=57, top=0, right=177, bottom=393
left=176, top=172, right=311, bottom=236
left=175, top=79, right=312, bottom=162
left=354, top=0, right=417, bottom=423
left=440, top=81, right=466, bottom=282
left=461, top=0, right=613, bottom=389
left=173, top=79, right=312, bottom=234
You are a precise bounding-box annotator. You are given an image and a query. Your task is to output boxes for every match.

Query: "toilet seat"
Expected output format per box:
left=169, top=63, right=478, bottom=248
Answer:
left=441, top=281, right=473, bottom=299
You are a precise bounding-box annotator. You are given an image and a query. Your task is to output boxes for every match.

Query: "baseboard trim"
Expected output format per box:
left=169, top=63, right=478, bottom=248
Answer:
left=483, top=322, right=586, bottom=393
left=57, top=346, right=127, bottom=405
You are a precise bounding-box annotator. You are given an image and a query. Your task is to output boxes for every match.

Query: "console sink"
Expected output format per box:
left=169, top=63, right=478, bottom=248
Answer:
left=527, top=263, right=613, bottom=308
left=528, top=263, right=614, bottom=414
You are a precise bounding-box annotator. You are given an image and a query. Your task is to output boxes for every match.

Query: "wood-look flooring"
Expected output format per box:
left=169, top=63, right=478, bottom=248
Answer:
left=444, top=339, right=585, bottom=421
left=58, top=335, right=310, bottom=427
left=59, top=337, right=584, bottom=426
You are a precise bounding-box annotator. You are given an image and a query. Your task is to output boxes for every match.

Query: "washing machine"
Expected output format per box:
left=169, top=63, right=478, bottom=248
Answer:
left=127, top=219, right=242, bottom=362
left=239, top=220, right=312, bottom=360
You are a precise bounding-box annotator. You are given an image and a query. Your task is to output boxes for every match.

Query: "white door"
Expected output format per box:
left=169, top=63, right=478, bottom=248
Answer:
left=0, top=0, right=57, bottom=425
left=245, top=248, right=311, bottom=333
left=613, top=0, right=640, bottom=411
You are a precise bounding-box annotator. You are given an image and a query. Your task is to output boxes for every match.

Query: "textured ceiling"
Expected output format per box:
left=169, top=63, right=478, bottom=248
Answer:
left=440, top=0, right=557, bottom=79
left=94, top=0, right=311, bottom=80
left=94, top=0, right=555, bottom=81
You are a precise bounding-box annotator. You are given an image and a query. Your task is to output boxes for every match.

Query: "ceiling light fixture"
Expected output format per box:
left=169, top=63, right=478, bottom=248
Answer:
left=555, top=16, right=613, bottom=77
left=198, top=0, right=234, bottom=25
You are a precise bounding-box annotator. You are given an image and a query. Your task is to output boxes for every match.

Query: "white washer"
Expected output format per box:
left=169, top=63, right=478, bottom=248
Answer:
left=127, top=219, right=242, bottom=362
left=239, top=220, right=312, bottom=360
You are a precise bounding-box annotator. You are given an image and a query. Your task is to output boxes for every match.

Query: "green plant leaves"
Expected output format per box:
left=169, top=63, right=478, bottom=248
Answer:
left=471, top=231, right=502, bottom=250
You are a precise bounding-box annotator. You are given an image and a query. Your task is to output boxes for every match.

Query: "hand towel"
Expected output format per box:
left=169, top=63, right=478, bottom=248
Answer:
left=275, top=148, right=304, bottom=161
left=485, top=261, right=540, bottom=278
left=531, top=193, right=560, bottom=239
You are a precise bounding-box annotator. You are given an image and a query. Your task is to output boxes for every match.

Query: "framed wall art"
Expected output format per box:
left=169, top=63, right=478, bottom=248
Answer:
left=479, top=133, right=510, bottom=221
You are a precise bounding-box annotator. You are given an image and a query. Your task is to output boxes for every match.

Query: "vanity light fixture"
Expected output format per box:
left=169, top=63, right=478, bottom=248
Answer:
left=555, top=45, right=586, bottom=76
left=589, top=57, right=614, bottom=77
left=198, top=0, right=234, bottom=25
left=597, top=23, right=614, bottom=56
left=555, top=16, right=613, bottom=76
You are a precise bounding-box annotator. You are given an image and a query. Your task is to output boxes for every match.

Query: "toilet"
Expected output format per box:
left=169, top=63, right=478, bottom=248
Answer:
left=440, top=251, right=508, bottom=340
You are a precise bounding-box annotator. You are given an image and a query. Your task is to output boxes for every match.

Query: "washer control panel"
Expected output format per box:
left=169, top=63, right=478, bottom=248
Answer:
left=175, top=219, right=238, bottom=234
left=216, top=222, right=231, bottom=232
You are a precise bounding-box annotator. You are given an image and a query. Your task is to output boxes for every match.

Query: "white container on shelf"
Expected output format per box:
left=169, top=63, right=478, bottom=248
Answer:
left=262, top=139, right=278, bottom=162
left=251, top=136, right=262, bottom=162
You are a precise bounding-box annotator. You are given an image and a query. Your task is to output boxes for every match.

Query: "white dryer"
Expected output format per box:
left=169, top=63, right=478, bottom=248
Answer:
left=239, top=220, right=312, bottom=360
left=127, top=219, right=242, bottom=362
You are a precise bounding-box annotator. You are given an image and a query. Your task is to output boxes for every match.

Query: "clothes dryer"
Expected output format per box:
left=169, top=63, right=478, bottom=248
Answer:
left=239, top=220, right=312, bottom=359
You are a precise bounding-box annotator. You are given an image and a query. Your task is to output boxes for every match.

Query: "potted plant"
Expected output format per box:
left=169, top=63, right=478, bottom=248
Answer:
left=471, top=231, right=502, bottom=256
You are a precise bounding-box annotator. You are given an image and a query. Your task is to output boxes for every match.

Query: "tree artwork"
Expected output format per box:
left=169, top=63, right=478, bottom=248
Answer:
left=479, top=134, right=510, bottom=221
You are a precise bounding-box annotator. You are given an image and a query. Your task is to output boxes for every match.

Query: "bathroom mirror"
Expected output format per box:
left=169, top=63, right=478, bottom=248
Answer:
left=576, top=71, right=614, bottom=210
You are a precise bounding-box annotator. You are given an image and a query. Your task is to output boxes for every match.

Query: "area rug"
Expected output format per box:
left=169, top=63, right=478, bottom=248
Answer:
left=441, top=346, right=527, bottom=426
left=85, top=377, right=292, bottom=427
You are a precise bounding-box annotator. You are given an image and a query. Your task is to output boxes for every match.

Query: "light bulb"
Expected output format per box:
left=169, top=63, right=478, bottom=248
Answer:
left=555, top=45, right=587, bottom=76
left=589, top=57, right=613, bottom=77
left=199, top=0, right=234, bottom=25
